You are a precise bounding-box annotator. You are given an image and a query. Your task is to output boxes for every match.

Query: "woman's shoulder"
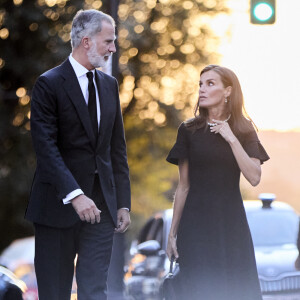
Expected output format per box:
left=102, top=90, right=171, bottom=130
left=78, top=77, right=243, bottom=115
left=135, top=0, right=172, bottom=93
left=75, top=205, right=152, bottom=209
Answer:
left=176, top=119, right=191, bottom=130
left=183, top=117, right=201, bottom=130
left=184, top=117, right=196, bottom=125
left=176, top=118, right=197, bottom=135
left=237, top=118, right=259, bottom=142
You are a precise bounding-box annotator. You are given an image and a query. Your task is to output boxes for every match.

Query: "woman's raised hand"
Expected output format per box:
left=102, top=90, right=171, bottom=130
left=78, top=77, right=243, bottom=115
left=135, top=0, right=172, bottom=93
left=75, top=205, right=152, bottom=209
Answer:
left=210, top=119, right=237, bottom=144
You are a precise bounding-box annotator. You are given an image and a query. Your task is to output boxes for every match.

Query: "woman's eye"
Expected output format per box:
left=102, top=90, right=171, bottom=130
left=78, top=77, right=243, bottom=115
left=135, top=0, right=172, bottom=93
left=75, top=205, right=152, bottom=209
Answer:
left=208, top=81, right=214, bottom=86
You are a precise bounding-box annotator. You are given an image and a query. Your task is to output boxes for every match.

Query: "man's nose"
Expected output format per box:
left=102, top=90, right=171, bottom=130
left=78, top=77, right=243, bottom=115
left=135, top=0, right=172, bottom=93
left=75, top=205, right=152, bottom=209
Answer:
left=109, top=42, right=116, bottom=53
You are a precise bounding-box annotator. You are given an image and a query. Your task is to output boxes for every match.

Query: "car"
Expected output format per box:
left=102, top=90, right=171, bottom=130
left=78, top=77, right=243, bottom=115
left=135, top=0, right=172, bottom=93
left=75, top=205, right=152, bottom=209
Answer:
left=0, top=265, right=26, bottom=300
left=0, top=234, right=127, bottom=300
left=0, top=237, right=40, bottom=300
left=246, top=194, right=300, bottom=300
left=124, top=194, right=300, bottom=300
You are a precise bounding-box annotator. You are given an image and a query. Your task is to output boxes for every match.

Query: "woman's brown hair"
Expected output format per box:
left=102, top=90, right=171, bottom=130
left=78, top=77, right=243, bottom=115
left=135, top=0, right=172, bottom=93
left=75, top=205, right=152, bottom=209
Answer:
left=186, top=65, right=255, bottom=136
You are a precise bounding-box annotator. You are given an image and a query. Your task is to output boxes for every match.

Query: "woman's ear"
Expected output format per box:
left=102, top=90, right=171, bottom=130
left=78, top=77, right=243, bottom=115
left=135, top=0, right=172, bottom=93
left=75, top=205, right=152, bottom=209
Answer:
left=225, top=86, right=232, bottom=98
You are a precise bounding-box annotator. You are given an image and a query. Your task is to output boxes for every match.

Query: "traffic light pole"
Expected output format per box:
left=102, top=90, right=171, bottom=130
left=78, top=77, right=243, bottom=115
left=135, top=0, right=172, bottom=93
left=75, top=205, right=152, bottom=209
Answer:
left=108, top=0, right=120, bottom=79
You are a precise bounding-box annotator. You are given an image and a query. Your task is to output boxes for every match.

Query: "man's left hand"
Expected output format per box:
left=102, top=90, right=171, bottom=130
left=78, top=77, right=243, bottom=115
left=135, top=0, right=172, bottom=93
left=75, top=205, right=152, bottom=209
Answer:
left=115, top=208, right=131, bottom=233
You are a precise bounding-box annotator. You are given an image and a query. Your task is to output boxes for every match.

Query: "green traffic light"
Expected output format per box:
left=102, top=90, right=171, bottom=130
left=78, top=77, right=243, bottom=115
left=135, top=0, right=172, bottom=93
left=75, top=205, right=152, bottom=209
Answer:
left=253, top=3, right=274, bottom=21
left=250, top=0, right=276, bottom=24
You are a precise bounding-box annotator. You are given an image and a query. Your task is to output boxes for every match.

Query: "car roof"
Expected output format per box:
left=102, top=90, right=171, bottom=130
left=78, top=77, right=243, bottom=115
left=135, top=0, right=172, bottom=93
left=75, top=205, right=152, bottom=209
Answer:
left=244, top=200, right=298, bottom=213
left=154, top=201, right=298, bottom=221
left=163, top=208, right=173, bottom=220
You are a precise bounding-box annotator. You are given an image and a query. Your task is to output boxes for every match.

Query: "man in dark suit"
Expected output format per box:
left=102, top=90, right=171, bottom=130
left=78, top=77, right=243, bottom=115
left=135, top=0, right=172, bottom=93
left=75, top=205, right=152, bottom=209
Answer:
left=25, top=9, right=131, bottom=300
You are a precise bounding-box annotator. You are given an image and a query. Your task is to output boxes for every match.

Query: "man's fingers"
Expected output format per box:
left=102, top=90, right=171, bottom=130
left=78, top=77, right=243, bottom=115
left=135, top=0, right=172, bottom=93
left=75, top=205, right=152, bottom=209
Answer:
left=83, top=212, right=91, bottom=223
left=84, top=207, right=101, bottom=224
left=120, top=219, right=130, bottom=231
left=89, top=211, right=96, bottom=224
left=115, top=223, right=125, bottom=233
left=72, top=196, right=102, bottom=224
left=94, top=209, right=101, bottom=223
left=115, top=221, right=129, bottom=233
left=115, top=209, right=130, bottom=232
left=79, top=213, right=85, bottom=222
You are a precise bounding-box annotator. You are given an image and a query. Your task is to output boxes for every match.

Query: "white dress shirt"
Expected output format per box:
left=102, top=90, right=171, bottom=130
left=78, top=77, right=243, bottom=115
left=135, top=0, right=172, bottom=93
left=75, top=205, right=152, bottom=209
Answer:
left=62, top=56, right=129, bottom=211
left=63, top=54, right=101, bottom=204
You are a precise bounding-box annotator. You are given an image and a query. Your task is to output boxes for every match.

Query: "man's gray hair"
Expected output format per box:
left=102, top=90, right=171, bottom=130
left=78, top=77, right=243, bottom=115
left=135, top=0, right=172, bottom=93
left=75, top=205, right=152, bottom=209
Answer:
left=71, top=9, right=115, bottom=49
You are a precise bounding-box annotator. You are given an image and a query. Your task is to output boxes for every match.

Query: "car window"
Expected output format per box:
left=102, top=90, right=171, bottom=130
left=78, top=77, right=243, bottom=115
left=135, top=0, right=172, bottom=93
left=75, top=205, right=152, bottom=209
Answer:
left=153, top=220, right=163, bottom=247
left=246, top=210, right=299, bottom=247
left=137, top=217, right=164, bottom=248
left=146, top=218, right=163, bottom=246
left=137, top=217, right=155, bottom=244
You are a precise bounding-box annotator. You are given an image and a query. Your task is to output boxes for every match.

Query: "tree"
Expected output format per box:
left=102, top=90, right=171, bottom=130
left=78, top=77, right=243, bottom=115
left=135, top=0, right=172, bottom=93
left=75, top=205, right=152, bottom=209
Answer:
left=0, top=0, right=228, bottom=251
left=117, top=0, right=228, bottom=216
left=0, top=0, right=110, bottom=251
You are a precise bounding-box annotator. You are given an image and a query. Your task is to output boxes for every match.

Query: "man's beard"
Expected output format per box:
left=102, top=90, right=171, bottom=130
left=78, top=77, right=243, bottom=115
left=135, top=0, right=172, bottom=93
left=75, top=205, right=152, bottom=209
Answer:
left=87, top=42, right=110, bottom=68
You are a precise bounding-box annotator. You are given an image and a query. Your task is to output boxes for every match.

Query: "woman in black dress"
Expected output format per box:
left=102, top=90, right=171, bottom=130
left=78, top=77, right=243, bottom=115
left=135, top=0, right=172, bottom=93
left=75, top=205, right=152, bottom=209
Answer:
left=166, top=65, right=269, bottom=300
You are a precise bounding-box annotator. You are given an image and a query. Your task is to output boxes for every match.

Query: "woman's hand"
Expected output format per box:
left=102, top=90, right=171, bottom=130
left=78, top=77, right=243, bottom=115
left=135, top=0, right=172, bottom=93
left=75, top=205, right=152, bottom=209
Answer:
left=210, top=119, right=237, bottom=144
left=166, top=234, right=179, bottom=261
left=211, top=119, right=261, bottom=186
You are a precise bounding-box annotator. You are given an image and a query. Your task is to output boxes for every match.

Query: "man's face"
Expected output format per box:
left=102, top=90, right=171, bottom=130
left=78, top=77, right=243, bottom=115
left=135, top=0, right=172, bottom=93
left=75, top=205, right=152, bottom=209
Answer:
left=87, top=21, right=116, bottom=68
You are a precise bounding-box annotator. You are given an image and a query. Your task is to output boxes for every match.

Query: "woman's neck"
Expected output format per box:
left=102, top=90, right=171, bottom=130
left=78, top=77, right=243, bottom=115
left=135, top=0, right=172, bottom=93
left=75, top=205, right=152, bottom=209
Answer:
left=207, top=109, right=228, bottom=123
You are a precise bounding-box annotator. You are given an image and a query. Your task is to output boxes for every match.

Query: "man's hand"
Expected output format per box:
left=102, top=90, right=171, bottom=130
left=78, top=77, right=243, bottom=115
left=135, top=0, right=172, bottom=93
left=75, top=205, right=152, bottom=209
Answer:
left=71, top=194, right=101, bottom=224
left=115, top=209, right=131, bottom=233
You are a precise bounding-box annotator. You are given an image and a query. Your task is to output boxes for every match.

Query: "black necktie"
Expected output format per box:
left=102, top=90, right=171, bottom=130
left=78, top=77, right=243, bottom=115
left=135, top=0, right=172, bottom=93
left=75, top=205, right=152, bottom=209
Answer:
left=86, top=71, right=98, bottom=139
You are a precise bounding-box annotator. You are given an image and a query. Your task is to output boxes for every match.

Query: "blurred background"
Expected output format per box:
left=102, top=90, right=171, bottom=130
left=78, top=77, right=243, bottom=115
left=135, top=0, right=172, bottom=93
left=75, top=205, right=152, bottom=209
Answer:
left=0, top=0, right=299, bottom=294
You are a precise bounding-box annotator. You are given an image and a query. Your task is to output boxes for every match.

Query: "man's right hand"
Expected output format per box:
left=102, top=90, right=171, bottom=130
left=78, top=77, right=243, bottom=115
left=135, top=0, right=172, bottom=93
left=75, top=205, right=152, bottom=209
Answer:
left=71, top=194, right=101, bottom=224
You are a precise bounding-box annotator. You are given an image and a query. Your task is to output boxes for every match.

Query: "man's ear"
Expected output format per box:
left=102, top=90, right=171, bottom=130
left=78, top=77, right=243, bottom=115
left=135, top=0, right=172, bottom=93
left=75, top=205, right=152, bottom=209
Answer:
left=82, top=37, right=90, bottom=49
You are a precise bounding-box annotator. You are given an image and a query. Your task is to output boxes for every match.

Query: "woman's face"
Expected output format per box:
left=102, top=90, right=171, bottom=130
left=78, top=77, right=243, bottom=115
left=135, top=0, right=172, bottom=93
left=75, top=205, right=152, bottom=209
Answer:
left=198, top=70, right=231, bottom=110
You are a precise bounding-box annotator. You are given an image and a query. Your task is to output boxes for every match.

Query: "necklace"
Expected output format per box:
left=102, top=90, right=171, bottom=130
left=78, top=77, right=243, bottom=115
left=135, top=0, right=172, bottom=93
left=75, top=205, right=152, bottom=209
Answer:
left=207, top=114, right=231, bottom=127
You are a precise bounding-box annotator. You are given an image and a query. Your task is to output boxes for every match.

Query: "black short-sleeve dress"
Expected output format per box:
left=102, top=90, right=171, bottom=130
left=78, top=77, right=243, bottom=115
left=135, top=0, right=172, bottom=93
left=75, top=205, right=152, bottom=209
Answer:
left=166, top=122, right=269, bottom=300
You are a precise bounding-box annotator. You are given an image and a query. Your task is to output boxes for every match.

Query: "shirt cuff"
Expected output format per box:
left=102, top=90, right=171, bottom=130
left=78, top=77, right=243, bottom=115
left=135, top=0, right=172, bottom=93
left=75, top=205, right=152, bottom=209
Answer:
left=119, top=207, right=129, bottom=211
left=62, top=189, right=84, bottom=204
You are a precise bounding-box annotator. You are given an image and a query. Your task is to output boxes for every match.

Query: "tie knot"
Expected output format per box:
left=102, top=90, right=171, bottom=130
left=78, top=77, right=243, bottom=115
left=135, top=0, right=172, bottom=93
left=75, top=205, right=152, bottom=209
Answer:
left=86, top=71, right=94, bottom=82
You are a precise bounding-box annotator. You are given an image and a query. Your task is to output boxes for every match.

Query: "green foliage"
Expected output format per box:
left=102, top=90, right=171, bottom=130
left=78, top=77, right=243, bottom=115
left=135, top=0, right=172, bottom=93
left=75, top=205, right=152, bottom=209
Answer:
left=118, top=0, right=228, bottom=216
left=0, top=0, right=109, bottom=251
left=125, top=115, right=178, bottom=216
left=0, top=0, right=229, bottom=251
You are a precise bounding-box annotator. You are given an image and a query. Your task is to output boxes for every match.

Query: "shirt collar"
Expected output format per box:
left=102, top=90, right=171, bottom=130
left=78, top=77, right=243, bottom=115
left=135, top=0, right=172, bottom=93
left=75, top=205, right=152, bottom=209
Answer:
left=69, top=54, right=95, bottom=78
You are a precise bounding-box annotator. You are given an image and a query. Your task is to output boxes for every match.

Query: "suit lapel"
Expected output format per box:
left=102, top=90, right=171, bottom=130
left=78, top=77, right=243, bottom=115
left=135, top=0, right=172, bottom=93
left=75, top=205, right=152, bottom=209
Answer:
left=95, top=70, right=110, bottom=146
left=61, top=60, right=96, bottom=146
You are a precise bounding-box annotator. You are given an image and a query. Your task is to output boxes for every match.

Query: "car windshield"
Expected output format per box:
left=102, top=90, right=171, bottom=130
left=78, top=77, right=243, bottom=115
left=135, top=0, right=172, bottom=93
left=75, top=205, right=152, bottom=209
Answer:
left=246, top=210, right=299, bottom=247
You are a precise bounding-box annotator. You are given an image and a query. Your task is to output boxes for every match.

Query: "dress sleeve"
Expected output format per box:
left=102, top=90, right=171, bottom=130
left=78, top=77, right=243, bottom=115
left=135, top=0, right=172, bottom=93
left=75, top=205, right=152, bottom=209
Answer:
left=166, top=123, right=188, bottom=165
left=242, top=129, right=270, bottom=164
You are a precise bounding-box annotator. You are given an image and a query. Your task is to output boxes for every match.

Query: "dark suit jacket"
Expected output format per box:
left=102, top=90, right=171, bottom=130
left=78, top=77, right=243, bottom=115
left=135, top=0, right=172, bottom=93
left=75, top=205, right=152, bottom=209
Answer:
left=26, top=59, right=131, bottom=228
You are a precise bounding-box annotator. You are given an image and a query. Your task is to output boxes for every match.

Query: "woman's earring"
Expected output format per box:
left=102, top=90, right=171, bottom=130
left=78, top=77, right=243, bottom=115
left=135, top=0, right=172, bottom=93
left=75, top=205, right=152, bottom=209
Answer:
left=225, top=98, right=228, bottom=103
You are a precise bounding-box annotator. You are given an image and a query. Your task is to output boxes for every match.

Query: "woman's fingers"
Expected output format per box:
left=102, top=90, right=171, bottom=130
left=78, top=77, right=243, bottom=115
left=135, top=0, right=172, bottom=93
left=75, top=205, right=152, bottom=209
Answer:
left=173, top=246, right=179, bottom=260
left=210, top=123, right=225, bottom=134
left=167, top=237, right=179, bottom=260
